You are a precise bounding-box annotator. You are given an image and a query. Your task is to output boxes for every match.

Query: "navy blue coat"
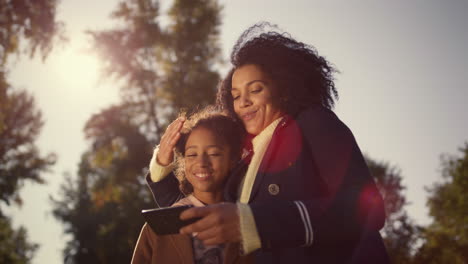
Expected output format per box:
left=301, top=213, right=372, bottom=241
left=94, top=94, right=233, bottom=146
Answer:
left=147, top=105, right=389, bottom=264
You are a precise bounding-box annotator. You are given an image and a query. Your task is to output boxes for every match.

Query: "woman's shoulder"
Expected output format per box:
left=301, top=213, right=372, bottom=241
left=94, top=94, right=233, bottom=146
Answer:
left=296, top=105, right=346, bottom=129
left=294, top=105, right=354, bottom=142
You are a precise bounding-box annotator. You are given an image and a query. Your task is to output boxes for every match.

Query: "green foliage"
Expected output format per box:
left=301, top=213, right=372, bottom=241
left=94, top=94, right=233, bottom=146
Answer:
left=0, top=73, right=56, bottom=206
left=51, top=105, right=161, bottom=263
left=0, top=0, right=65, bottom=66
left=0, top=72, right=56, bottom=264
left=89, top=0, right=222, bottom=144
left=0, top=1, right=62, bottom=262
left=0, top=212, right=38, bottom=264
left=52, top=149, right=153, bottom=263
left=52, top=1, right=223, bottom=262
left=366, top=156, right=419, bottom=263
left=161, top=0, right=222, bottom=114
left=414, top=143, right=468, bottom=263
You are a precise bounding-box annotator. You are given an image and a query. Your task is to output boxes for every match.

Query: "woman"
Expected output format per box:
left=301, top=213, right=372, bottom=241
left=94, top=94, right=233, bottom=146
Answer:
left=147, top=22, right=389, bottom=263
left=132, top=107, right=252, bottom=264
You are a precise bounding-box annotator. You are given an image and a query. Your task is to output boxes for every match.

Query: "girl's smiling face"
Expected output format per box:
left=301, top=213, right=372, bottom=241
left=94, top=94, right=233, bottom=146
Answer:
left=184, top=126, right=232, bottom=202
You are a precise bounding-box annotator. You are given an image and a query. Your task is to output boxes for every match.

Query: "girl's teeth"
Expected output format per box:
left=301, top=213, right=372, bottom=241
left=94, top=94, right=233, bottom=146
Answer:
left=195, top=173, right=209, bottom=178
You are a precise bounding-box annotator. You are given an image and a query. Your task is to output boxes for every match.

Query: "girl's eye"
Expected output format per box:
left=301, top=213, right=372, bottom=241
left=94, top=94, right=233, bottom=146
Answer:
left=209, top=153, right=221, bottom=157
left=185, top=154, right=197, bottom=158
left=232, top=95, right=240, bottom=100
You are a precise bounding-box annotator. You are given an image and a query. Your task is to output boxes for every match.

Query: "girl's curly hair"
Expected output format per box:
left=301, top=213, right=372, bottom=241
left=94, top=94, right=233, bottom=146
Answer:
left=173, top=106, right=245, bottom=195
left=217, top=22, right=339, bottom=118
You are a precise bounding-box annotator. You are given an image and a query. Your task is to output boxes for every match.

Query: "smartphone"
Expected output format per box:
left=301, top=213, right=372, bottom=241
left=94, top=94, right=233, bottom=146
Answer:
left=141, top=205, right=201, bottom=235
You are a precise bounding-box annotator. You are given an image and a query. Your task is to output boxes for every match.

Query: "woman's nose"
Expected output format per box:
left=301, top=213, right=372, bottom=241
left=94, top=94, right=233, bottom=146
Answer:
left=239, top=94, right=252, bottom=108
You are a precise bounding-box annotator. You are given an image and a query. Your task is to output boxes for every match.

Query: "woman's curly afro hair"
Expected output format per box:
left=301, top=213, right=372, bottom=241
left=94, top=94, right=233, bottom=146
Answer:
left=217, top=22, right=339, bottom=118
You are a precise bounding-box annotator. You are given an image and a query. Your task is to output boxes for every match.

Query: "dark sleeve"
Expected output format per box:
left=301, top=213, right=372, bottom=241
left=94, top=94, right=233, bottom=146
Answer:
left=251, top=107, right=385, bottom=249
left=145, top=170, right=184, bottom=208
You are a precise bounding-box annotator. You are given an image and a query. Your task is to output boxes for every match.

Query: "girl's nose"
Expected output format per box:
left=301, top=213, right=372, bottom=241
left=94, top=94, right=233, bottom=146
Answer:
left=197, top=153, right=210, bottom=167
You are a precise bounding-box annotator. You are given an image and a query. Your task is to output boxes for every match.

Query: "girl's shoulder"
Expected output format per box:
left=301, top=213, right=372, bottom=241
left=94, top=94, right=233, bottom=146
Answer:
left=172, top=195, right=205, bottom=207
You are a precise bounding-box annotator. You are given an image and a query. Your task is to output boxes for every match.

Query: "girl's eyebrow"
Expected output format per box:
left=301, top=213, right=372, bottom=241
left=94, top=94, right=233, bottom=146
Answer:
left=185, top=145, right=225, bottom=151
left=207, top=145, right=224, bottom=150
left=185, top=146, right=197, bottom=151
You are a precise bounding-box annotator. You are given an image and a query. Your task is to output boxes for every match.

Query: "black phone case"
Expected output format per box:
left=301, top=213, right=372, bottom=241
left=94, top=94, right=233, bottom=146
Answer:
left=141, top=205, right=200, bottom=235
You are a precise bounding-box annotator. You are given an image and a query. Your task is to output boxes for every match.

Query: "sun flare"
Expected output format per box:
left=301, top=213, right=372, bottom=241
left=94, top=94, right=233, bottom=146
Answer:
left=52, top=39, right=101, bottom=90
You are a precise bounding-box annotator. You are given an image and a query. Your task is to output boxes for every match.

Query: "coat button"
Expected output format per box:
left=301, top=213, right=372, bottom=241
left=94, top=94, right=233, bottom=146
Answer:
left=268, top=184, right=280, bottom=195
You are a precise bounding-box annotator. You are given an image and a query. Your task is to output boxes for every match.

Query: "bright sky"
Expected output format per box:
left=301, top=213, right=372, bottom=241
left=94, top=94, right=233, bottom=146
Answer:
left=4, top=1, right=468, bottom=263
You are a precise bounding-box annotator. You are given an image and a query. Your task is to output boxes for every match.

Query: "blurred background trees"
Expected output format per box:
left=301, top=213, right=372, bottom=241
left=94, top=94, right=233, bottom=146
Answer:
left=0, top=0, right=63, bottom=263
left=0, top=0, right=65, bottom=66
left=413, top=143, right=468, bottom=263
left=2, top=0, right=466, bottom=263
left=366, top=156, right=420, bottom=264
left=367, top=142, right=468, bottom=264
left=51, top=0, right=222, bottom=263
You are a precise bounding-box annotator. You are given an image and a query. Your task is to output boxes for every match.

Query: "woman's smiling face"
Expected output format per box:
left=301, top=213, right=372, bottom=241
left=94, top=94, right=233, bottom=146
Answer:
left=231, top=64, right=283, bottom=136
left=184, top=126, right=232, bottom=197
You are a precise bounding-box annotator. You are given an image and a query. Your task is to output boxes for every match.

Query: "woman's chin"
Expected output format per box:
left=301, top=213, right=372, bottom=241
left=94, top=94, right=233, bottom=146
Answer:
left=245, top=125, right=261, bottom=136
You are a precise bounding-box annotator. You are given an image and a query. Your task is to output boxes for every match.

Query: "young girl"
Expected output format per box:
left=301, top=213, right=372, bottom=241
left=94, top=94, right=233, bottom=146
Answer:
left=131, top=107, right=252, bottom=264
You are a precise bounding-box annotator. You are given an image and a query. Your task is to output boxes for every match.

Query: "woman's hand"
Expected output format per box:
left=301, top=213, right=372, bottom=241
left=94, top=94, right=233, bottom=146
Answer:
left=179, top=203, right=241, bottom=245
left=157, top=117, right=185, bottom=166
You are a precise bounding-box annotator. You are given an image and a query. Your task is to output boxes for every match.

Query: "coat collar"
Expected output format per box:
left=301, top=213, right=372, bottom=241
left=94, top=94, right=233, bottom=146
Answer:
left=248, top=115, right=294, bottom=202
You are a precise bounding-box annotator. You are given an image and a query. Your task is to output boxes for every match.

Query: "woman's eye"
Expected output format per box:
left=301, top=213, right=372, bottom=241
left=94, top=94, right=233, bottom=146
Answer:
left=251, top=87, right=263, bottom=94
left=185, top=154, right=197, bottom=158
left=232, top=95, right=240, bottom=100
left=209, top=153, right=221, bottom=157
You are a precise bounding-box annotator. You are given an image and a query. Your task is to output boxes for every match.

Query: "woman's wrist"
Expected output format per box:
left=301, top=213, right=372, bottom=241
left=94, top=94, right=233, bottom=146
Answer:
left=149, top=146, right=175, bottom=182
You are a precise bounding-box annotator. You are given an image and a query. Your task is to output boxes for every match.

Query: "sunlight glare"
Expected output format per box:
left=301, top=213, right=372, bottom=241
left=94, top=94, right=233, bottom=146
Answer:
left=52, top=40, right=101, bottom=94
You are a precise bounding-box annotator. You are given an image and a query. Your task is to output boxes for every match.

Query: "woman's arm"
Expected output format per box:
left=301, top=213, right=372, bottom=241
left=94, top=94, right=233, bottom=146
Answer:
left=146, top=147, right=184, bottom=207
left=146, top=117, right=186, bottom=208
left=146, top=170, right=184, bottom=208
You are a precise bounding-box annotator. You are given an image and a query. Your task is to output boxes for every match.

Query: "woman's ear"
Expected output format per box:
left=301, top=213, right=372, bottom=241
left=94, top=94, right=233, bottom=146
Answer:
left=230, top=159, right=237, bottom=169
left=229, top=155, right=240, bottom=171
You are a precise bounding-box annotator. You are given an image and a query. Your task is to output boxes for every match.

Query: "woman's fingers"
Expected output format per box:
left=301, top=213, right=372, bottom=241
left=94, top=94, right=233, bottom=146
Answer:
left=179, top=207, right=211, bottom=230
left=179, top=203, right=241, bottom=244
left=163, top=118, right=184, bottom=144
left=157, top=117, right=185, bottom=165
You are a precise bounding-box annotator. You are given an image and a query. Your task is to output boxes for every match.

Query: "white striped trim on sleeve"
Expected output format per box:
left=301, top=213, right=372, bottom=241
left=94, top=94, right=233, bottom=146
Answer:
left=294, top=201, right=313, bottom=246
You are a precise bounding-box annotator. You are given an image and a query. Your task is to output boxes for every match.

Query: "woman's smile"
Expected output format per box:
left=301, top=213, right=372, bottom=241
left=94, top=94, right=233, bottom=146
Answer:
left=241, top=110, right=257, bottom=122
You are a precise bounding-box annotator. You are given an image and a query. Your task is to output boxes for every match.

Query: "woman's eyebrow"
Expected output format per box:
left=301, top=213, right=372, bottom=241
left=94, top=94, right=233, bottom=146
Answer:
left=246, top=79, right=266, bottom=86
left=232, top=80, right=266, bottom=91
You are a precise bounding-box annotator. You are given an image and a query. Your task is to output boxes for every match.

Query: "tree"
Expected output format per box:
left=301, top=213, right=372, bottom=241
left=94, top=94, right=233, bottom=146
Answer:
left=89, top=0, right=221, bottom=144
left=0, top=0, right=65, bottom=66
left=365, top=156, right=419, bottom=263
left=52, top=1, right=222, bottom=263
left=0, top=211, right=39, bottom=264
left=413, top=143, right=468, bottom=263
left=0, top=0, right=63, bottom=262
left=52, top=104, right=158, bottom=263
left=0, top=75, right=56, bottom=206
